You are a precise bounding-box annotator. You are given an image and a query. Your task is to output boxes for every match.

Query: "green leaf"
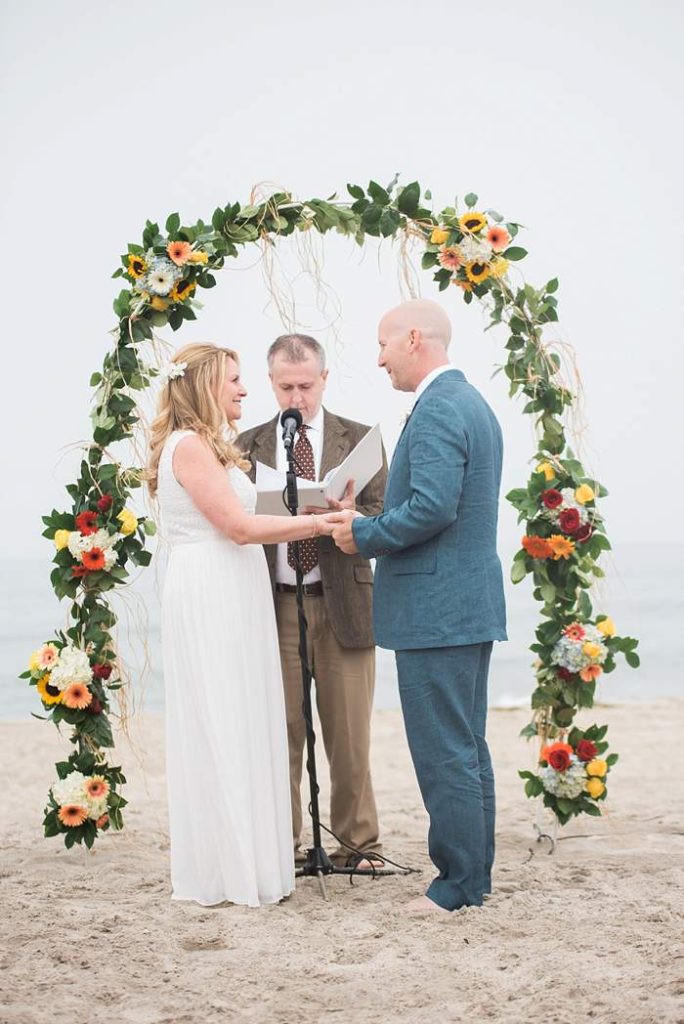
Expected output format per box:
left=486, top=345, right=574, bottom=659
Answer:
left=379, top=208, right=401, bottom=237
left=546, top=278, right=559, bottom=293
left=347, top=183, right=365, bottom=200
left=464, top=192, right=478, bottom=209
left=165, top=212, right=181, bottom=235
left=90, top=373, right=102, bottom=387
left=143, top=519, right=157, bottom=536
left=367, top=180, right=390, bottom=205
left=503, top=246, right=528, bottom=262
left=397, top=181, right=420, bottom=215
left=625, top=651, right=640, bottom=668
left=511, top=559, right=528, bottom=584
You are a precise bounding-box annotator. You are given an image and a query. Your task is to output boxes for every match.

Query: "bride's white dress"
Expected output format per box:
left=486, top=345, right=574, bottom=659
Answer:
left=158, top=429, right=294, bottom=907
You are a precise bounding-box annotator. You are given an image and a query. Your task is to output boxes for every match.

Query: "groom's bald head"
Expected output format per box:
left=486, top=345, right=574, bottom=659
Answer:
left=377, top=299, right=452, bottom=392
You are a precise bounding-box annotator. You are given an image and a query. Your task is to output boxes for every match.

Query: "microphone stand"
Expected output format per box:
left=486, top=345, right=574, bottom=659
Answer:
left=283, top=437, right=414, bottom=899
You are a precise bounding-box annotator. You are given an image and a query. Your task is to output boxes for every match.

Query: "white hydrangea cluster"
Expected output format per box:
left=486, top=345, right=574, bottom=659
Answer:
left=51, top=772, right=107, bottom=819
left=49, top=645, right=92, bottom=692
left=67, top=528, right=120, bottom=570
left=459, top=236, right=493, bottom=265
left=541, top=756, right=587, bottom=798
left=551, top=624, right=608, bottom=673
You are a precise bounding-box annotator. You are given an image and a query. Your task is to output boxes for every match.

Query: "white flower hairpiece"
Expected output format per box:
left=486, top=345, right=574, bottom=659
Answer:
left=158, top=360, right=187, bottom=382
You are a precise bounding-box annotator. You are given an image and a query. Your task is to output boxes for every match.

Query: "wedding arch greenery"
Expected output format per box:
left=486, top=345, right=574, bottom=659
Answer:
left=24, top=179, right=639, bottom=848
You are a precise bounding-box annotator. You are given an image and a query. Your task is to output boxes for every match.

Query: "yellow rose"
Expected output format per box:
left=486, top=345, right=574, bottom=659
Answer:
left=54, top=529, right=71, bottom=550
left=28, top=650, right=42, bottom=673
left=150, top=296, right=169, bottom=311
left=430, top=227, right=449, bottom=245
left=582, top=641, right=602, bottom=659
left=187, top=250, right=209, bottom=265
left=117, top=509, right=138, bottom=535
left=490, top=258, right=510, bottom=278
left=585, top=778, right=605, bottom=799
left=586, top=758, right=607, bottom=778
left=597, top=617, right=616, bottom=637
left=575, top=484, right=595, bottom=505
left=536, top=462, right=555, bottom=482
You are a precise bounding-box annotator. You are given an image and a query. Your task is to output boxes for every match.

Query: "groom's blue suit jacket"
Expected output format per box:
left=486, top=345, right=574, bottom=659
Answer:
left=352, top=369, right=507, bottom=650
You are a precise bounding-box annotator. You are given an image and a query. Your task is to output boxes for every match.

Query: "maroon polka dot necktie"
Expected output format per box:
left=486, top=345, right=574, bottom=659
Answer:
left=287, top=424, right=319, bottom=575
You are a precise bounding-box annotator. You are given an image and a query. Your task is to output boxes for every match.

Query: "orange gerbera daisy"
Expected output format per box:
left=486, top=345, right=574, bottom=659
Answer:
left=85, top=776, right=110, bottom=800
left=521, top=535, right=553, bottom=559
left=62, top=683, right=93, bottom=710
left=437, top=247, right=463, bottom=270
left=580, top=664, right=602, bottom=682
left=563, top=623, right=586, bottom=641
left=167, top=240, right=192, bottom=266
left=549, top=534, right=575, bottom=560
left=58, top=804, right=88, bottom=828
left=81, top=548, right=106, bottom=571
left=487, top=225, right=511, bottom=252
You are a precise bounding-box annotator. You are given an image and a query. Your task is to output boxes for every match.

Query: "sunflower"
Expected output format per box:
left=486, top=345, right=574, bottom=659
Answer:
left=62, top=682, right=93, bottom=710
left=458, top=211, right=487, bottom=234
left=127, top=254, right=147, bottom=279
left=58, top=804, right=88, bottom=828
left=85, top=776, right=110, bottom=800
left=170, top=279, right=196, bottom=303
left=37, top=673, right=62, bottom=706
left=465, top=261, right=490, bottom=284
left=549, top=534, right=575, bottom=560
left=81, top=548, right=106, bottom=571
left=437, top=247, right=463, bottom=270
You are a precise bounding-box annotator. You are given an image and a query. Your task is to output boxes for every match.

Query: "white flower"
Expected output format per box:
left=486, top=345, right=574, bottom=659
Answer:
left=144, top=258, right=182, bottom=296
left=158, top=360, right=187, bottom=382
left=541, top=756, right=587, bottom=799
left=50, top=645, right=92, bottom=692
left=87, top=797, right=108, bottom=821
left=458, top=236, right=493, bottom=265
left=102, top=547, right=119, bottom=570
left=52, top=771, right=88, bottom=807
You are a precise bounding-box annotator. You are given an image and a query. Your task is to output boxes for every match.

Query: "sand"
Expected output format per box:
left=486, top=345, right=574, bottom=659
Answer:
left=1, top=701, right=682, bottom=1024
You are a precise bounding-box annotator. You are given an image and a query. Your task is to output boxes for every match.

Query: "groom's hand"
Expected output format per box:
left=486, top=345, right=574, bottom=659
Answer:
left=324, top=509, right=362, bottom=554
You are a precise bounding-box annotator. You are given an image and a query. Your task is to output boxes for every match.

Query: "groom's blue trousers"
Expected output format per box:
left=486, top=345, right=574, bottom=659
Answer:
left=395, top=642, right=495, bottom=911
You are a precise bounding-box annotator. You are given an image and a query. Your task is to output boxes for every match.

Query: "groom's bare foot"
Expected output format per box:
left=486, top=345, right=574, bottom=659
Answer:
left=405, top=895, right=451, bottom=915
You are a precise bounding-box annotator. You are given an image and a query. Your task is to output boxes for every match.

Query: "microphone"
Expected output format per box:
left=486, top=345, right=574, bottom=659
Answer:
left=280, top=408, right=302, bottom=450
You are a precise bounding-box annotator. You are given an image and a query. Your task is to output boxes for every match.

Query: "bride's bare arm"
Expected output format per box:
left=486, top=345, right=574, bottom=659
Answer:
left=173, top=434, right=332, bottom=544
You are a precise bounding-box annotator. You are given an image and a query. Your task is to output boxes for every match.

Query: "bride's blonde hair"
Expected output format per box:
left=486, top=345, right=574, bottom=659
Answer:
left=147, top=343, right=249, bottom=496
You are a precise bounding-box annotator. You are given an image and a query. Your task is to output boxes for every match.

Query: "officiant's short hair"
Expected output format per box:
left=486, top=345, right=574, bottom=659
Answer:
left=268, top=333, right=326, bottom=372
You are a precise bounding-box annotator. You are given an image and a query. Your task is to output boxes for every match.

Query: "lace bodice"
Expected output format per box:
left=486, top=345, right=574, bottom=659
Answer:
left=157, top=430, right=256, bottom=547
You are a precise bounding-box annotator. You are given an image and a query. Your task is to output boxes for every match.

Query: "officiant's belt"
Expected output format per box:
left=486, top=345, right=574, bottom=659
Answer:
left=275, top=582, right=324, bottom=596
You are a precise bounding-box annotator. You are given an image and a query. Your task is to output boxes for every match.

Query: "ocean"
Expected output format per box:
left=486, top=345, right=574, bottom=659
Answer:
left=2, top=542, right=680, bottom=721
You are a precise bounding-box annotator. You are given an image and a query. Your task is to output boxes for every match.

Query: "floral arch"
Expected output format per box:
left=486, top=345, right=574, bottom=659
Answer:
left=24, top=179, right=639, bottom=848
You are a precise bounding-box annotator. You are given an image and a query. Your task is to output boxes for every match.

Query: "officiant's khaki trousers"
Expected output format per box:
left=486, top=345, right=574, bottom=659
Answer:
left=275, top=592, right=381, bottom=863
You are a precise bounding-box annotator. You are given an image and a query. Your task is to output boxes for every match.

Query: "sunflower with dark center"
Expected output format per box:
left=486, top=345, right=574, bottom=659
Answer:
left=37, top=674, right=62, bottom=705
left=458, top=211, right=487, bottom=234
left=465, top=262, right=490, bottom=284
left=127, top=254, right=147, bottom=279
left=170, top=279, right=196, bottom=303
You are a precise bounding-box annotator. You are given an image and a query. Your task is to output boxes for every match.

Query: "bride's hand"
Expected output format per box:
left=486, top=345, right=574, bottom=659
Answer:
left=313, top=514, right=337, bottom=536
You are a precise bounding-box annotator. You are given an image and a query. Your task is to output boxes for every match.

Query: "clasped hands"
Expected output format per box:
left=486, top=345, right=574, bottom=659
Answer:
left=300, top=478, right=361, bottom=554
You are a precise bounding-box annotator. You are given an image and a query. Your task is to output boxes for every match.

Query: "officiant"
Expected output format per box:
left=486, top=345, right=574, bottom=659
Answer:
left=238, top=334, right=388, bottom=867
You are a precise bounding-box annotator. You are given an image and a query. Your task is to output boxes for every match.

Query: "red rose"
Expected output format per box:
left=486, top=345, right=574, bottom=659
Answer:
left=557, top=667, right=574, bottom=681
left=542, top=489, right=563, bottom=509
left=92, top=663, right=112, bottom=680
left=76, top=510, right=99, bottom=535
left=96, top=495, right=113, bottom=513
left=87, top=697, right=103, bottom=715
left=576, top=739, right=598, bottom=762
left=548, top=748, right=571, bottom=772
left=559, top=508, right=580, bottom=533
left=572, top=523, right=593, bottom=543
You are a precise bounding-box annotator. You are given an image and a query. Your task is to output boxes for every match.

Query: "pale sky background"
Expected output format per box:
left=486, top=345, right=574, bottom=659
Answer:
left=1, top=0, right=682, bottom=568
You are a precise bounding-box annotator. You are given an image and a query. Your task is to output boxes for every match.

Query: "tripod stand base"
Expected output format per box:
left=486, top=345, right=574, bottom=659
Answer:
left=295, top=845, right=415, bottom=881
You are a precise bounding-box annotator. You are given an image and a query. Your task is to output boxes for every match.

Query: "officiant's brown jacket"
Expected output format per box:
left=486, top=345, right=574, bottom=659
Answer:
left=237, top=409, right=387, bottom=648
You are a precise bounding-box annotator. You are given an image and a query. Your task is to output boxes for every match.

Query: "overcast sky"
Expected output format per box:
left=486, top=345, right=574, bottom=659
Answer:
left=2, top=0, right=682, bottom=563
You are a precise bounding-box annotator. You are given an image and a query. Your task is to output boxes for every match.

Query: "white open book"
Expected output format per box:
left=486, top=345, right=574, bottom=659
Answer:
left=255, top=423, right=382, bottom=516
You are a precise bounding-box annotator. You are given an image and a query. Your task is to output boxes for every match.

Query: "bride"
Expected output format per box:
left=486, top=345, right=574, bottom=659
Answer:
left=147, top=342, right=332, bottom=907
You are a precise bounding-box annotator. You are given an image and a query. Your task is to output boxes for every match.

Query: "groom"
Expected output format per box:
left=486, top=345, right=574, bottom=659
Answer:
left=328, top=299, right=507, bottom=914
